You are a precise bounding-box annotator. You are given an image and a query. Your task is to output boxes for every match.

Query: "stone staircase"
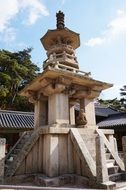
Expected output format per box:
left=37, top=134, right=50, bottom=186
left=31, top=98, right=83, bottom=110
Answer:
left=96, top=128, right=125, bottom=185
left=105, top=147, right=125, bottom=182
left=4, top=129, right=39, bottom=178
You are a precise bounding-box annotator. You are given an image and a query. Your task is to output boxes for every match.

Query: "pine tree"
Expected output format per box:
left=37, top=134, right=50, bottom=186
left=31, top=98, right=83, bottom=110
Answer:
left=0, top=48, right=40, bottom=111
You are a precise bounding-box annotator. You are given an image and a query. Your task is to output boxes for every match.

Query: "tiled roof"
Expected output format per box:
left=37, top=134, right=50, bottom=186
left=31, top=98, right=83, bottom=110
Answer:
left=76, top=104, right=119, bottom=117
left=98, top=112, right=126, bottom=128
left=95, top=105, right=119, bottom=117
left=0, top=110, right=34, bottom=129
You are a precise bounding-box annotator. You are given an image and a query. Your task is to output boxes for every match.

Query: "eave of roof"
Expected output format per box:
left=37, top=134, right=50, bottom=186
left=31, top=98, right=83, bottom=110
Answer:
left=0, top=110, right=34, bottom=130
left=95, top=105, right=119, bottom=117
left=98, top=112, right=126, bottom=128
left=20, top=68, right=113, bottom=97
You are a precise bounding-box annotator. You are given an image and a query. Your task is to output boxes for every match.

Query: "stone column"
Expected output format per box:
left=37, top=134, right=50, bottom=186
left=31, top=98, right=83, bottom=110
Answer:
left=96, top=135, right=109, bottom=183
left=80, top=98, right=96, bottom=127
left=48, top=93, right=69, bottom=125
left=69, top=101, right=75, bottom=125
left=113, top=137, right=118, bottom=153
left=34, top=100, right=48, bottom=128
left=0, top=138, right=6, bottom=183
left=43, top=134, right=59, bottom=177
left=108, top=135, right=115, bottom=151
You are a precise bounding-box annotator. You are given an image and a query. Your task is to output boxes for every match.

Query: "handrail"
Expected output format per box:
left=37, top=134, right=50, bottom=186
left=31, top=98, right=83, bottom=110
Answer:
left=96, top=127, right=124, bottom=171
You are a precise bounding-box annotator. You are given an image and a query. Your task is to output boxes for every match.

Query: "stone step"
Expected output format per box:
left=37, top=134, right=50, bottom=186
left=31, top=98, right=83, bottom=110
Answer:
left=13, top=148, right=20, bottom=154
left=106, top=159, right=115, bottom=167
left=105, top=147, right=109, bottom=153
left=109, top=173, right=123, bottom=182
left=118, top=152, right=124, bottom=161
left=22, top=134, right=31, bottom=140
left=4, top=164, right=10, bottom=169
left=108, top=165, right=119, bottom=175
left=5, top=159, right=13, bottom=166
left=16, top=142, right=24, bottom=149
left=106, top=153, right=112, bottom=159
left=8, top=153, right=17, bottom=161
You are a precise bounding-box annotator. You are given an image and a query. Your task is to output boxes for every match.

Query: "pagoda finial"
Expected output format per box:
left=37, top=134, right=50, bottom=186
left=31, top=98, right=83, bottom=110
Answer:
left=56, top=11, right=65, bottom=29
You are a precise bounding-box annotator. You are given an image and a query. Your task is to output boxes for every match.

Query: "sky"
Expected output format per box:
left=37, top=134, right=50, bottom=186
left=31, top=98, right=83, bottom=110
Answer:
left=0, top=0, right=126, bottom=100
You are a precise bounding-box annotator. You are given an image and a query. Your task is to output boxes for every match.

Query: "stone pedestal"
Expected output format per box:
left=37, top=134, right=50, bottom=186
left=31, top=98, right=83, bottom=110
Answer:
left=48, top=93, right=69, bottom=124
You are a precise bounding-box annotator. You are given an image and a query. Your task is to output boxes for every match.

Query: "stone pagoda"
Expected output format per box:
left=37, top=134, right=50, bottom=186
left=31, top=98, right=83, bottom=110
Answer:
left=3, top=11, right=126, bottom=189
left=21, top=11, right=112, bottom=128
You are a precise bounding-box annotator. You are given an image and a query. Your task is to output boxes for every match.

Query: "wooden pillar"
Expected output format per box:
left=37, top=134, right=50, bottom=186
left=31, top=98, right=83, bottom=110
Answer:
left=48, top=93, right=69, bottom=125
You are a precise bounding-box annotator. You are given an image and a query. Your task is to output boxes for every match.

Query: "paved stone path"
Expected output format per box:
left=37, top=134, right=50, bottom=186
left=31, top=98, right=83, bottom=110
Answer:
left=0, top=185, right=102, bottom=190
left=0, top=182, right=126, bottom=190
left=116, top=181, right=126, bottom=190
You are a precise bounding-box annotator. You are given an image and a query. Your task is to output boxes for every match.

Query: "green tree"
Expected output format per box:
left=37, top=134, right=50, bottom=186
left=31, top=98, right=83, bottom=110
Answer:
left=120, top=85, right=126, bottom=110
left=98, top=98, right=122, bottom=110
left=0, top=48, right=40, bottom=111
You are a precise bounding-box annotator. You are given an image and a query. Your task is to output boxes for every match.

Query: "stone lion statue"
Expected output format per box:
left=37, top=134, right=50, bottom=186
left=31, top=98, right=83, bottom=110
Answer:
left=76, top=109, right=87, bottom=126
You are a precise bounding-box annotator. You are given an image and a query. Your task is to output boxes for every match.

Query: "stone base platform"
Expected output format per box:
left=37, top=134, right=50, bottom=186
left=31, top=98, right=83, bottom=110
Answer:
left=4, top=174, right=89, bottom=188
left=4, top=173, right=117, bottom=189
left=35, top=174, right=89, bottom=187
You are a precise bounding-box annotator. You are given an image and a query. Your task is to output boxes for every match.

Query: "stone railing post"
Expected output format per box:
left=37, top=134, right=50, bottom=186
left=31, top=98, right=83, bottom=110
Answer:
left=96, top=135, right=109, bottom=183
left=122, top=136, right=126, bottom=170
left=113, top=137, right=118, bottom=153
left=0, top=138, right=6, bottom=183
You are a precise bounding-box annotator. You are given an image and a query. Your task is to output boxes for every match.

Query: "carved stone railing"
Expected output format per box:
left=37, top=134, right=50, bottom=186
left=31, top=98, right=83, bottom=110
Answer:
left=43, top=60, right=91, bottom=78
left=96, top=135, right=109, bottom=183
left=96, top=128, right=124, bottom=171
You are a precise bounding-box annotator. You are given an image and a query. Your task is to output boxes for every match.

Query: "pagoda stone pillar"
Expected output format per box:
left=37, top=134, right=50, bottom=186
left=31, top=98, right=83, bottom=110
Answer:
left=34, top=96, right=48, bottom=129
left=80, top=98, right=96, bottom=127
left=34, top=100, right=48, bottom=128
left=48, top=93, right=69, bottom=125
left=69, top=100, right=76, bottom=125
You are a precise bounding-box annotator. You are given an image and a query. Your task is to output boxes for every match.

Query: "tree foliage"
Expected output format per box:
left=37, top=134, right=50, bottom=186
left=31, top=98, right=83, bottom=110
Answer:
left=120, top=85, right=126, bottom=110
left=0, top=48, right=40, bottom=111
left=98, top=98, right=122, bottom=110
